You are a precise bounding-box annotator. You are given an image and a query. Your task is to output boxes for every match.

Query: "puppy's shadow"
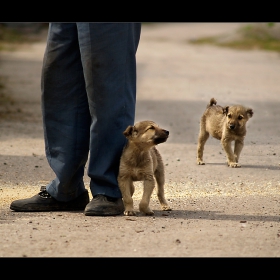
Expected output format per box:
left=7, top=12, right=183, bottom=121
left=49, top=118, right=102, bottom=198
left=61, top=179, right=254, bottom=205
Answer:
left=206, top=163, right=279, bottom=170
left=206, top=162, right=226, bottom=166
left=151, top=209, right=280, bottom=222
left=241, top=164, right=280, bottom=170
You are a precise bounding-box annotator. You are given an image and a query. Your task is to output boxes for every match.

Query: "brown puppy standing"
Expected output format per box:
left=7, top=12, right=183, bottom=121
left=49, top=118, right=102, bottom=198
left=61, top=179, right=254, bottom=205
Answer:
left=118, top=120, right=172, bottom=216
left=197, top=98, right=253, bottom=168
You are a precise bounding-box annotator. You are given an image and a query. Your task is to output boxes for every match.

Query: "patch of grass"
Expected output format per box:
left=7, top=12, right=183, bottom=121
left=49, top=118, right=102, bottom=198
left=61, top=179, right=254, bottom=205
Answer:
left=0, top=24, right=46, bottom=120
left=0, top=77, right=13, bottom=105
left=0, top=25, right=26, bottom=51
left=0, top=23, right=46, bottom=51
left=189, top=23, right=280, bottom=53
left=0, top=76, right=17, bottom=121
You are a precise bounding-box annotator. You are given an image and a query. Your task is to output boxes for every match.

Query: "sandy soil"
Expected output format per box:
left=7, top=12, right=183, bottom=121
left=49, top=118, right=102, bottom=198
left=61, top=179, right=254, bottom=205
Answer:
left=0, top=23, right=280, bottom=257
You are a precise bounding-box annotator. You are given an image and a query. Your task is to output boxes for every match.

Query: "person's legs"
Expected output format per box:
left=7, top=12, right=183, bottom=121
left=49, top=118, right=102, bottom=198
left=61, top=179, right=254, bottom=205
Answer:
left=10, top=23, right=141, bottom=215
left=77, top=23, right=141, bottom=201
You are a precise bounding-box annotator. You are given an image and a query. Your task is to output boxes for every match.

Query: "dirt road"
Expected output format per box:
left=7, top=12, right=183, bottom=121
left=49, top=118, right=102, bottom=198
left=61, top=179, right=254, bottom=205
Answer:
left=0, top=23, right=280, bottom=257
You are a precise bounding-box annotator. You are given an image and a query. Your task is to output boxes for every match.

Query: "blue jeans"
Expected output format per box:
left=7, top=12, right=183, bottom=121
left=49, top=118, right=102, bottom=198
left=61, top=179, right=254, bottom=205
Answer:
left=41, top=23, right=141, bottom=202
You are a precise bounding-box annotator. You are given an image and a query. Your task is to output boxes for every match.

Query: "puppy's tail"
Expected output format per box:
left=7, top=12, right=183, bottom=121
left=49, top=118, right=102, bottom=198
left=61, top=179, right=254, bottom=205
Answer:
left=207, top=97, right=217, bottom=108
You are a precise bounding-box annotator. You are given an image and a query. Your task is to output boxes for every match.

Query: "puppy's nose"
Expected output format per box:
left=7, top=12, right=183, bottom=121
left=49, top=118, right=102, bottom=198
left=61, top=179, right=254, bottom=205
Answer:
left=164, top=130, right=169, bottom=135
left=229, top=124, right=235, bottom=130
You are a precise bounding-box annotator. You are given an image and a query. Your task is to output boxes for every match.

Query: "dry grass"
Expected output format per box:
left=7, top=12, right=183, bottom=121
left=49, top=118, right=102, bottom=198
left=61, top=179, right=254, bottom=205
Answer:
left=0, top=23, right=47, bottom=51
left=0, top=24, right=46, bottom=118
left=189, top=22, right=280, bottom=53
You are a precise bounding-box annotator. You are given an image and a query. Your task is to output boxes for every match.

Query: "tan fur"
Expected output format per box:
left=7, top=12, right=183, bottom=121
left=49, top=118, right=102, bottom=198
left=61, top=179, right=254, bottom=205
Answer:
left=118, top=120, right=172, bottom=216
left=197, top=98, right=253, bottom=168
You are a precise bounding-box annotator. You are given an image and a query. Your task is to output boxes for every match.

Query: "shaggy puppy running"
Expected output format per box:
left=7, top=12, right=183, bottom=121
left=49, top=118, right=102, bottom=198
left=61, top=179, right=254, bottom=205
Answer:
left=197, top=98, right=253, bottom=168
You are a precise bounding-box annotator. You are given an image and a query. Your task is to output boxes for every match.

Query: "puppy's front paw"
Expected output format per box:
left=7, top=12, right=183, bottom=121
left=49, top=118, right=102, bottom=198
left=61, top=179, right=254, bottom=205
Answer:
left=124, top=210, right=136, bottom=216
left=197, top=159, right=205, bottom=165
left=145, top=210, right=154, bottom=216
left=139, top=205, right=154, bottom=215
left=161, top=205, right=172, bottom=211
left=228, top=162, right=241, bottom=168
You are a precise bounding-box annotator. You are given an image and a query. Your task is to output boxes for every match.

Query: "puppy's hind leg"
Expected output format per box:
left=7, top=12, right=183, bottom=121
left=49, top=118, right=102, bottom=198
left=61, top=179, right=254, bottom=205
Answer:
left=155, top=166, right=172, bottom=211
left=197, top=129, right=209, bottom=165
left=129, top=181, right=135, bottom=197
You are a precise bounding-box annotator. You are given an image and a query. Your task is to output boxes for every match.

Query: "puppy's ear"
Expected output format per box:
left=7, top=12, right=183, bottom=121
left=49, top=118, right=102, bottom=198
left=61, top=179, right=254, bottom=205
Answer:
left=247, top=108, right=253, bottom=118
left=223, top=106, right=229, bottom=115
left=123, top=125, right=134, bottom=137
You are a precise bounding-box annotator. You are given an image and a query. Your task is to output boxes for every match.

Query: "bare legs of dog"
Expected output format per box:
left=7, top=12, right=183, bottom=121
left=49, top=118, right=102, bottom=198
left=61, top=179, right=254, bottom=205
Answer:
left=139, top=179, right=156, bottom=216
left=222, top=138, right=242, bottom=168
left=119, top=175, right=171, bottom=216
left=234, top=138, right=244, bottom=163
left=197, top=133, right=243, bottom=168
left=119, top=179, right=135, bottom=216
left=197, top=130, right=209, bottom=165
left=154, top=167, right=172, bottom=211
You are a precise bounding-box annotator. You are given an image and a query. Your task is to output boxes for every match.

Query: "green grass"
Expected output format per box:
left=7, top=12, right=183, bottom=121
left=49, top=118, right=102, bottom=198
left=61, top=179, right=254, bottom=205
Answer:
left=189, top=23, right=280, bottom=53
left=0, top=24, right=45, bottom=51
left=0, top=24, right=44, bottom=112
left=0, top=25, right=26, bottom=51
left=0, top=77, right=13, bottom=104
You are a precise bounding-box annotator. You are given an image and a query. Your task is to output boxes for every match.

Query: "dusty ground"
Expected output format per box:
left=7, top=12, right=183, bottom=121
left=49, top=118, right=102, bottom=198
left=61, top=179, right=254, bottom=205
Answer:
left=0, top=23, right=280, bottom=257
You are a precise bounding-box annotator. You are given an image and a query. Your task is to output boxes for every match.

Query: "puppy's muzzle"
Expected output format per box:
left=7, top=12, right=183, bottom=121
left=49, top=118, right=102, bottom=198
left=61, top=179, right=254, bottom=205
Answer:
left=154, top=129, right=169, bottom=144
left=229, top=124, right=235, bottom=130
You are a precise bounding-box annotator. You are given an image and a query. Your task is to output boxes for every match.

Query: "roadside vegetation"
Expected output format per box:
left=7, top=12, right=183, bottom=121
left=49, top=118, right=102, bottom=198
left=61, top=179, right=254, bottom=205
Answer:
left=0, top=76, right=15, bottom=119
left=1, top=22, right=280, bottom=114
left=189, top=22, right=280, bottom=53
left=0, top=23, right=47, bottom=112
left=0, top=25, right=25, bottom=51
left=1, top=23, right=280, bottom=53
left=0, top=23, right=48, bottom=51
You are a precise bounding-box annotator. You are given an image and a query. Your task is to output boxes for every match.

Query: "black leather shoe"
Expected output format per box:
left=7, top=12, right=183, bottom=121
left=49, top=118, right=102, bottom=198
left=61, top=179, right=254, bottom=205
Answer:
left=10, top=186, right=90, bottom=212
left=84, top=194, right=124, bottom=216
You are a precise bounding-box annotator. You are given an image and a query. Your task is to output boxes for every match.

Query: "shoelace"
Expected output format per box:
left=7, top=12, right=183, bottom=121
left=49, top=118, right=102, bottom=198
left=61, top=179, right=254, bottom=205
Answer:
left=39, top=186, right=52, bottom=198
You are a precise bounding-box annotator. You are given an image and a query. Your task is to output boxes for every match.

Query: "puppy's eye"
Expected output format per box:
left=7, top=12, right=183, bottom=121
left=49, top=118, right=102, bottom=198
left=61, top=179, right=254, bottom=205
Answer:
left=238, top=115, right=243, bottom=120
left=146, top=126, right=155, bottom=132
left=227, top=114, right=232, bottom=119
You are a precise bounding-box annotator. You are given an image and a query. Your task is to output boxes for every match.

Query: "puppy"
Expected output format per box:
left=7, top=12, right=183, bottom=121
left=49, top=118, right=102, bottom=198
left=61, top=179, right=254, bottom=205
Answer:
left=118, top=120, right=172, bottom=216
left=197, top=98, right=253, bottom=168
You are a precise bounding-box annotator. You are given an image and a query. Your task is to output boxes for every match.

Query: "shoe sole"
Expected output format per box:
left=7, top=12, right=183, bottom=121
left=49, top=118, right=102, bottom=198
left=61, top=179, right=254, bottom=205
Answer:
left=84, top=209, right=124, bottom=216
left=10, top=205, right=87, bottom=212
left=10, top=191, right=89, bottom=212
